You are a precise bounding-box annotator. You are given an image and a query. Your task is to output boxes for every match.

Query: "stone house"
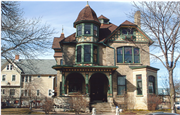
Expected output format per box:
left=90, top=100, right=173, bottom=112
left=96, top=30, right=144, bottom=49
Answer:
left=52, top=3, right=159, bottom=110
left=1, top=55, right=56, bottom=107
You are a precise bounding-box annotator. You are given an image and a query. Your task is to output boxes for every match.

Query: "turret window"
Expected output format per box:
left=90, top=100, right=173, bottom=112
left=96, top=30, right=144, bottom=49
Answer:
left=77, top=46, right=82, bottom=62
left=76, top=44, right=98, bottom=64
left=76, top=23, right=98, bottom=37
left=84, top=24, right=91, bottom=34
left=84, top=45, right=91, bottom=62
left=77, top=25, right=82, bottom=36
left=93, top=25, right=97, bottom=36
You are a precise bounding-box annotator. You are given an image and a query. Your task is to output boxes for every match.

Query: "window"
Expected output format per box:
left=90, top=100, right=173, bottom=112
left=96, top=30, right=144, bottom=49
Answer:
left=93, top=25, right=97, bottom=36
left=49, top=76, right=52, bottom=78
left=25, top=76, right=28, bottom=82
left=124, top=47, right=132, bottom=63
left=93, top=46, right=98, bottom=63
left=10, top=89, right=15, bottom=96
left=117, top=76, right=126, bottom=95
left=76, top=44, right=98, bottom=64
left=136, top=75, right=142, bottom=95
left=84, top=24, right=91, bottom=34
left=77, top=46, right=81, bottom=62
left=60, top=59, right=63, bottom=65
left=134, top=48, right=140, bottom=63
left=84, top=45, right=91, bottom=62
left=2, top=75, right=6, bottom=81
left=21, top=90, right=24, bottom=96
left=12, top=75, right=16, bottom=81
left=7, top=65, right=9, bottom=70
left=122, top=28, right=134, bottom=35
left=29, top=76, right=31, bottom=82
left=38, top=76, right=41, bottom=78
left=37, top=90, right=40, bottom=96
left=48, top=89, right=51, bottom=96
left=117, top=47, right=140, bottom=63
left=10, top=65, right=13, bottom=70
left=1, top=89, right=5, bottom=94
left=77, top=25, right=82, bottom=36
left=149, top=76, right=155, bottom=94
left=25, top=90, right=28, bottom=96
left=22, top=76, right=24, bottom=82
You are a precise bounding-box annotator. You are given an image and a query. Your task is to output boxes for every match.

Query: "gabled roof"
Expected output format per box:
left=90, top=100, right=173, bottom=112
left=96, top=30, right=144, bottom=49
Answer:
left=1, top=59, right=57, bottom=75
left=120, top=20, right=137, bottom=26
left=61, top=33, right=76, bottom=43
left=99, top=23, right=117, bottom=42
left=52, top=33, right=65, bottom=49
left=98, top=15, right=109, bottom=20
left=102, top=20, right=154, bottom=44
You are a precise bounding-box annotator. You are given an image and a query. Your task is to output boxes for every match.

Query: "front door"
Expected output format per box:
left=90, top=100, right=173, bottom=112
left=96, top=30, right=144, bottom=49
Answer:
left=90, top=73, right=108, bottom=102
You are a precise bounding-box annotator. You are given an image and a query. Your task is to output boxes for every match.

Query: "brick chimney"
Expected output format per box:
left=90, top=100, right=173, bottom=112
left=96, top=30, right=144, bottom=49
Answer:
left=134, top=11, right=141, bottom=28
left=15, top=55, right=19, bottom=61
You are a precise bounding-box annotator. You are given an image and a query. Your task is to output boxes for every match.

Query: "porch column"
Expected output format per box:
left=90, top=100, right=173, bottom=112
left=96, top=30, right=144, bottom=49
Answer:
left=108, top=73, right=112, bottom=97
left=62, top=72, right=65, bottom=95
left=85, top=72, right=89, bottom=94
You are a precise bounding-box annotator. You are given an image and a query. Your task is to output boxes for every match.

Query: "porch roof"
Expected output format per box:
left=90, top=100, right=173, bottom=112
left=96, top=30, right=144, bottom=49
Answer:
left=52, top=65, right=118, bottom=71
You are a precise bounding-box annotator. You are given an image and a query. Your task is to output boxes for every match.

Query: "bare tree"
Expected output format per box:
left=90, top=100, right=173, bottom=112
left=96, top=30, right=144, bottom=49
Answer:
left=69, top=92, right=88, bottom=115
left=21, top=76, right=46, bottom=108
left=42, top=97, right=54, bottom=114
left=1, top=1, right=55, bottom=61
left=130, top=1, right=180, bottom=113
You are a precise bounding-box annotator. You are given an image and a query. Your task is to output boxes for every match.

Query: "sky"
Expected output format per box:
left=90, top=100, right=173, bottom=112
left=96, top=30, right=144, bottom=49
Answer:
left=18, top=1, right=179, bottom=88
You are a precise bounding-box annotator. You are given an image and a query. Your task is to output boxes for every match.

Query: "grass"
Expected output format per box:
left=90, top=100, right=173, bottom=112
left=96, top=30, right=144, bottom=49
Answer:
left=1, top=108, right=44, bottom=114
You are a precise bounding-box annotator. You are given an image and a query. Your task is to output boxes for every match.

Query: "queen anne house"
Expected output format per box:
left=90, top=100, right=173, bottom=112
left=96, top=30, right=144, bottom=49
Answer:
left=52, top=3, right=159, bottom=110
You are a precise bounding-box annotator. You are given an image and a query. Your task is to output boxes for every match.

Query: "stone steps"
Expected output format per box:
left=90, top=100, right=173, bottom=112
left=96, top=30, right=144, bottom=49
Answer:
left=90, top=101, right=114, bottom=112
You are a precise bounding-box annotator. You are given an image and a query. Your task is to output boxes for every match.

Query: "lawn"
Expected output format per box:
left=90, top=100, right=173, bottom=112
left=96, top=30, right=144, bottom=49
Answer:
left=1, top=108, right=44, bottom=114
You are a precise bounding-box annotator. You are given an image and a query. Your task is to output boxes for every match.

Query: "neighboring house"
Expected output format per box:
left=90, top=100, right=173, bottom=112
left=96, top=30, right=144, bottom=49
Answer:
left=1, top=55, right=57, bottom=106
left=158, top=88, right=180, bottom=103
left=52, top=3, right=159, bottom=110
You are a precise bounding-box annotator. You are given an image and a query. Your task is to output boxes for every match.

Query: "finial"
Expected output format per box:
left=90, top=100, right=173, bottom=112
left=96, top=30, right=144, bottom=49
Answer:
left=86, top=1, right=89, bottom=6
left=62, top=25, right=64, bottom=33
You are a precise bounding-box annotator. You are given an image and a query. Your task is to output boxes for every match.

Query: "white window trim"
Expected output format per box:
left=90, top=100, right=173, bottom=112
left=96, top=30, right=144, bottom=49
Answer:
left=11, top=75, right=16, bottom=81
left=2, top=75, right=6, bottom=81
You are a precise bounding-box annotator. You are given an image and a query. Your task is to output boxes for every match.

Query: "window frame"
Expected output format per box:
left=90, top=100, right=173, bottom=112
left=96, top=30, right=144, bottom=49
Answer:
left=76, top=44, right=98, bottom=64
left=2, top=75, right=6, bottom=81
left=12, top=75, right=16, bottom=81
left=148, top=76, right=156, bottom=94
left=10, top=89, right=15, bottom=96
left=136, top=74, right=143, bottom=95
left=29, top=76, right=31, bottom=82
left=117, top=46, right=140, bottom=64
left=60, top=59, right=63, bottom=65
left=25, top=76, right=28, bottom=82
left=1, top=89, right=5, bottom=95
left=76, top=23, right=99, bottom=37
left=117, top=75, right=126, bottom=95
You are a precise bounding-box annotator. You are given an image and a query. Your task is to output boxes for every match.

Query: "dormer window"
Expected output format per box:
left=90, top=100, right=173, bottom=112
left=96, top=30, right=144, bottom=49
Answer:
left=122, top=28, right=134, bottom=35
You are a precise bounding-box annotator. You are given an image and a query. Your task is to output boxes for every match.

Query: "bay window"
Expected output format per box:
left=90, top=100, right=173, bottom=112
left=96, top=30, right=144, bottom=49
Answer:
left=76, top=44, right=98, bottom=64
left=149, top=76, right=155, bottom=94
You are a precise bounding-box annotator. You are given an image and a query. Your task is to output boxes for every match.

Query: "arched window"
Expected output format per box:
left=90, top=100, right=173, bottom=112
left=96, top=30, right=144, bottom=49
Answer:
left=149, top=76, right=155, bottom=94
left=117, top=46, right=140, bottom=63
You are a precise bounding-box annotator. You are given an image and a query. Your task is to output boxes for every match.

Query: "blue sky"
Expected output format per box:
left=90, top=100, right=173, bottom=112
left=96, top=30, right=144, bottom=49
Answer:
left=19, top=1, right=180, bottom=87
